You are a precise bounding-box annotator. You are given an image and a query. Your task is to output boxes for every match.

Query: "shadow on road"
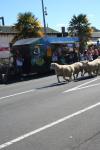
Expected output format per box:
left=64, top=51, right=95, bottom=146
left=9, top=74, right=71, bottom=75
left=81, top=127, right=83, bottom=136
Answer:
left=0, top=72, right=54, bottom=85
left=36, top=81, right=67, bottom=89
left=74, top=75, right=97, bottom=82
left=36, top=75, right=97, bottom=90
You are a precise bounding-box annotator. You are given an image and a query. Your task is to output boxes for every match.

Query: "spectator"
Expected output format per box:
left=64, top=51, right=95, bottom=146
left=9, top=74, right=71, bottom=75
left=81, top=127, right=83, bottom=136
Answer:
left=73, top=49, right=79, bottom=62
left=52, top=51, right=58, bottom=63
left=93, top=49, right=99, bottom=60
left=16, top=56, right=24, bottom=74
left=86, top=49, right=93, bottom=61
left=79, top=52, right=85, bottom=61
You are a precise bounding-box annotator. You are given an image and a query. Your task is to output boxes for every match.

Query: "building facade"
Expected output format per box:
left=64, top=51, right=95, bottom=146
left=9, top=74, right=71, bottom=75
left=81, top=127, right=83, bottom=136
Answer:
left=0, top=26, right=100, bottom=48
left=0, top=26, right=59, bottom=48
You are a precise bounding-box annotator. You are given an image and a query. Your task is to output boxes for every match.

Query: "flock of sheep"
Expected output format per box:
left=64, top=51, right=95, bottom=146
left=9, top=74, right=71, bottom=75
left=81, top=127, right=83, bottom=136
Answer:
left=50, top=58, right=100, bottom=83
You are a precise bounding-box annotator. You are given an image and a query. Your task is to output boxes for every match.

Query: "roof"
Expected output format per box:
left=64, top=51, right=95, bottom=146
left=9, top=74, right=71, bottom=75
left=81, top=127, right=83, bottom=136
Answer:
left=44, top=27, right=59, bottom=34
left=0, top=26, right=17, bottom=34
left=91, top=32, right=100, bottom=38
left=1, top=26, right=100, bottom=39
left=13, top=38, right=41, bottom=46
left=0, top=26, right=59, bottom=34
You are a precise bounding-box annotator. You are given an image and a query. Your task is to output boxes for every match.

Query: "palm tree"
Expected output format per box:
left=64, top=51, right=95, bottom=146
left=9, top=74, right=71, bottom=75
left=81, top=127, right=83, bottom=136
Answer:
left=12, top=12, right=43, bottom=43
left=68, top=14, right=93, bottom=52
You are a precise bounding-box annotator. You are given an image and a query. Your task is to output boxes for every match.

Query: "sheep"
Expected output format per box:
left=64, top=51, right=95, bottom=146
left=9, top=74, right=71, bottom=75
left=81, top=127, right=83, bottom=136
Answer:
left=82, top=59, right=99, bottom=76
left=62, top=64, right=74, bottom=82
left=70, top=62, right=84, bottom=80
left=81, top=60, right=89, bottom=76
left=50, top=63, right=64, bottom=83
left=50, top=63, right=74, bottom=83
left=94, top=58, right=100, bottom=75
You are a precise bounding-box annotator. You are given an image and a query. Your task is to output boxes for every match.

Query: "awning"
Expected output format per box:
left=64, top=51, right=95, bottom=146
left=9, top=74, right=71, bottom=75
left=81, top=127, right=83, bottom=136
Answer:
left=13, top=38, right=41, bottom=46
left=13, top=37, right=79, bottom=46
left=47, top=37, right=79, bottom=44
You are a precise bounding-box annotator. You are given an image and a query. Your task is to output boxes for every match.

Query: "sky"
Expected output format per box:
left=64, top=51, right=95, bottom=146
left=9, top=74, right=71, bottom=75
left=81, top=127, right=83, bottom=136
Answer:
left=0, top=0, right=100, bottom=32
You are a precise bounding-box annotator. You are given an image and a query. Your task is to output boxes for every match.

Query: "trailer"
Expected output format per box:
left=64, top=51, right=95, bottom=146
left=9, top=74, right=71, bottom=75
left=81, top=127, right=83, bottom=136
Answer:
left=12, top=36, right=79, bottom=71
left=0, top=36, right=79, bottom=83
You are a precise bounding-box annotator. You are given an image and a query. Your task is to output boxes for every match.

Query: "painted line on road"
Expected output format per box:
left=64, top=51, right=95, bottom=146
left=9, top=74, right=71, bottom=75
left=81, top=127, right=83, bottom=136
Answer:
left=73, top=82, right=100, bottom=91
left=63, top=77, right=100, bottom=93
left=0, top=102, right=100, bottom=149
left=0, top=77, right=100, bottom=101
left=64, top=82, right=100, bottom=93
left=0, top=89, right=36, bottom=101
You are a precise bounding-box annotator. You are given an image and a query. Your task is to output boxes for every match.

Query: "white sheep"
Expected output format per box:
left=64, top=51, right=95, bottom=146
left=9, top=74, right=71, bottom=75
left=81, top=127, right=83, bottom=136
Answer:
left=50, top=63, right=64, bottom=83
left=82, top=59, right=99, bottom=76
left=62, top=64, right=74, bottom=82
left=50, top=63, right=73, bottom=83
left=70, top=62, right=84, bottom=80
left=94, top=58, right=100, bottom=75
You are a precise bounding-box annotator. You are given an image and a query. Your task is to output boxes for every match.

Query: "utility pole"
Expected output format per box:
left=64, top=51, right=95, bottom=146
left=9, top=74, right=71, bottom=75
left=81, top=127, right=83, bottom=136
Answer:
left=0, top=17, right=5, bottom=26
left=41, top=0, right=47, bottom=36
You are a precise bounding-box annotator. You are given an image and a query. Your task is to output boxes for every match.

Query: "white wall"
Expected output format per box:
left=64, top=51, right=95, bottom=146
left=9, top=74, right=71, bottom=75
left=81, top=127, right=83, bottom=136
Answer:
left=0, top=34, right=14, bottom=47
left=0, top=34, right=14, bottom=58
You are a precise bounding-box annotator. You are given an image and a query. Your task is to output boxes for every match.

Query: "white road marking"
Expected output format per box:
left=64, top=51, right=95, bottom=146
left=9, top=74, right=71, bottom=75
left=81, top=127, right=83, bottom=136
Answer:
left=63, top=77, right=100, bottom=93
left=0, top=102, right=100, bottom=149
left=0, top=89, right=36, bottom=101
left=63, top=82, right=100, bottom=93
left=73, top=82, right=100, bottom=91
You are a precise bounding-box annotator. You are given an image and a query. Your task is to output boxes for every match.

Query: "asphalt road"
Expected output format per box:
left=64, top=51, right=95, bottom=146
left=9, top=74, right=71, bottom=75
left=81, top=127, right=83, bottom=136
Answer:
left=0, top=74, right=100, bottom=150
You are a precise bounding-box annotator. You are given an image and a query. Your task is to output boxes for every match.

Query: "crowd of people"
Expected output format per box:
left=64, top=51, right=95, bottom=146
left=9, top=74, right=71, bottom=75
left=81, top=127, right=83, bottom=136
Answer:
left=79, top=45, right=100, bottom=61
left=51, top=44, right=100, bottom=65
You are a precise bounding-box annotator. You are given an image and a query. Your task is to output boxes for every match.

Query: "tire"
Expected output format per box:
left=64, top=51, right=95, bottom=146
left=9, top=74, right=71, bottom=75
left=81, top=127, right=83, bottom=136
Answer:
left=2, top=74, right=8, bottom=84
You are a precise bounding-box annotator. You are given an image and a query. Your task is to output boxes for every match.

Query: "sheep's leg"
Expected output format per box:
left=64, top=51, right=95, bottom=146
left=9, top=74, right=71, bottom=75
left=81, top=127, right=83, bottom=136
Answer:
left=98, top=67, right=100, bottom=75
left=83, top=69, right=87, bottom=76
left=69, top=75, right=72, bottom=82
left=73, top=74, right=76, bottom=80
left=76, top=73, right=78, bottom=79
left=81, top=70, right=84, bottom=77
left=95, top=67, right=99, bottom=76
left=57, top=75, right=60, bottom=83
left=94, top=69, right=98, bottom=76
left=73, top=73, right=78, bottom=80
left=63, top=75, right=69, bottom=82
left=88, top=71, right=92, bottom=76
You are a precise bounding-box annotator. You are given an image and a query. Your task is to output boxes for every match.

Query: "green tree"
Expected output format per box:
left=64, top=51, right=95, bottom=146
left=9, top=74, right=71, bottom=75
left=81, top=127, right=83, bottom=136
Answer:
left=68, top=14, right=93, bottom=52
left=12, top=12, right=43, bottom=43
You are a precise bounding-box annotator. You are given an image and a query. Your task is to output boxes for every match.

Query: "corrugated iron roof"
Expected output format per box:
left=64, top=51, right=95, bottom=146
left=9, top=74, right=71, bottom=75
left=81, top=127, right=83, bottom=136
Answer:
left=91, top=32, right=100, bottom=38
left=0, top=26, right=17, bottom=33
left=0, top=26, right=59, bottom=34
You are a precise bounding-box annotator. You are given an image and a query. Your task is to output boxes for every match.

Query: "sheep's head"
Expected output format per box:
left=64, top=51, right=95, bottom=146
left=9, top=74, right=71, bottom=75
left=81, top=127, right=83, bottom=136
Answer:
left=50, top=63, right=56, bottom=70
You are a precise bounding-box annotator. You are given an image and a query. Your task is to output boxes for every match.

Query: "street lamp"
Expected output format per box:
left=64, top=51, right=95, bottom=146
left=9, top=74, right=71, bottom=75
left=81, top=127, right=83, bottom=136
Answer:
left=41, top=0, right=47, bottom=36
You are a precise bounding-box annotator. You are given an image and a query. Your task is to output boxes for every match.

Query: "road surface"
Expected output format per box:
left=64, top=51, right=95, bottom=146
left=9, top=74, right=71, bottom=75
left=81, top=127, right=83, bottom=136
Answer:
left=0, top=74, right=100, bottom=150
